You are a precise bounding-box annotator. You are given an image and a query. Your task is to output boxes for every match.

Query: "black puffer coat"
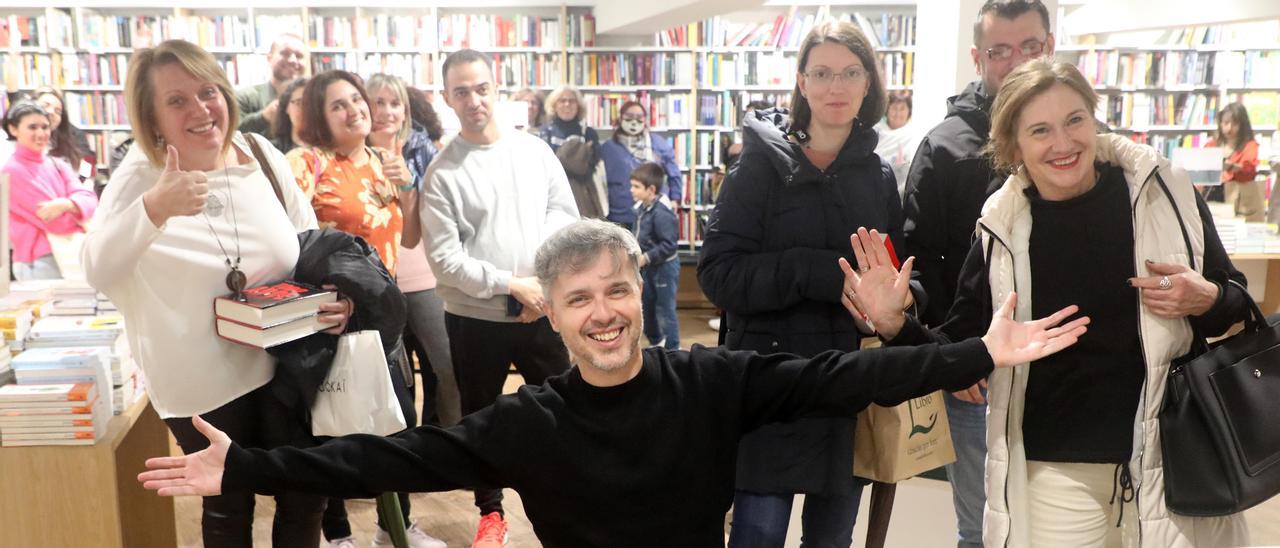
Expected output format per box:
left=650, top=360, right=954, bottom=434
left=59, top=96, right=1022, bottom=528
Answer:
left=262, top=228, right=409, bottom=445
left=902, top=81, right=1005, bottom=327
left=698, top=108, right=906, bottom=495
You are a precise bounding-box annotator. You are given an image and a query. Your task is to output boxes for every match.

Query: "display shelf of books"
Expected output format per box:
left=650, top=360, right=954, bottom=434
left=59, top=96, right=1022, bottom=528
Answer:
left=1060, top=21, right=1280, bottom=159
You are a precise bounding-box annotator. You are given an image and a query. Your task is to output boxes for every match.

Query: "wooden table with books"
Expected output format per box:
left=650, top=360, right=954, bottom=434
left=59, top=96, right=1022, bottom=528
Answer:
left=0, top=394, right=176, bottom=547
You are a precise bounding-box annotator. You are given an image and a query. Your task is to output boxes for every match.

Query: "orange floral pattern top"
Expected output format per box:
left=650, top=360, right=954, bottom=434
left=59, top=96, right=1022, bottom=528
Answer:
left=286, top=146, right=404, bottom=275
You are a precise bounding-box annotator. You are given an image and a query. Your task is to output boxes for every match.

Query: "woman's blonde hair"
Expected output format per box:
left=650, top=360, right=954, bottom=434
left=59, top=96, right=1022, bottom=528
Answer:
left=544, top=86, right=584, bottom=123
left=790, top=20, right=886, bottom=133
left=125, top=40, right=240, bottom=166
left=985, top=59, right=1098, bottom=175
left=365, top=73, right=412, bottom=144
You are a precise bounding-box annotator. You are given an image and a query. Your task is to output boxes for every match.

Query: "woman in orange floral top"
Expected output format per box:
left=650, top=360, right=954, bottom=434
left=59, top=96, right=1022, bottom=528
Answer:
left=285, top=70, right=427, bottom=546
left=286, top=70, right=419, bottom=276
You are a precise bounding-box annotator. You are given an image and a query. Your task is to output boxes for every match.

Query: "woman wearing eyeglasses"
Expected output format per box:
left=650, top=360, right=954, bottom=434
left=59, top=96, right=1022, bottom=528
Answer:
left=697, top=21, right=906, bottom=547
left=598, top=100, right=684, bottom=231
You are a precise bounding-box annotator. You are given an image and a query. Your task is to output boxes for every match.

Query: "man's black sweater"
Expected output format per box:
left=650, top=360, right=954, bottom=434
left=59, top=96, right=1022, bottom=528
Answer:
left=224, top=340, right=995, bottom=547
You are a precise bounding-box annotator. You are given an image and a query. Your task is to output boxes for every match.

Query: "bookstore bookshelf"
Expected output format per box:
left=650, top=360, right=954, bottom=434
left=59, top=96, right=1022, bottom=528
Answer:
left=1056, top=20, right=1280, bottom=161
left=1, top=3, right=917, bottom=260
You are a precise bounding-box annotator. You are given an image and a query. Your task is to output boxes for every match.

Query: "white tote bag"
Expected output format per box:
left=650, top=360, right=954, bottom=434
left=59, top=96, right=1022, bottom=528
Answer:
left=46, top=230, right=86, bottom=281
left=311, top=330, right=407, bottom=437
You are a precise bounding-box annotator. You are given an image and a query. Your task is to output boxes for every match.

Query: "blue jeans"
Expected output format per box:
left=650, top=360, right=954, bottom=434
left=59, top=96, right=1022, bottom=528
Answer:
left=728, top=482, right=864, bottom=548
left=641, top=259, right=680, bottom=350
left=944, top=391, right=988, bottom=548
left=13, top=253, right=60, bottom=281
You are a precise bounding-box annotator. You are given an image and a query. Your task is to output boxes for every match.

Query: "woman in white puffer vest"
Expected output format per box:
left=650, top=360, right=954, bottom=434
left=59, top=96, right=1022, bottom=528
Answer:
left=840, top=60, right=1252, bottom=547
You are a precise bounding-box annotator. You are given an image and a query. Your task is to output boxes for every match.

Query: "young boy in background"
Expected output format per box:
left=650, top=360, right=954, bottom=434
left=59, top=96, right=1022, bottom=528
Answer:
left=630, top=162, right=681, bottom=350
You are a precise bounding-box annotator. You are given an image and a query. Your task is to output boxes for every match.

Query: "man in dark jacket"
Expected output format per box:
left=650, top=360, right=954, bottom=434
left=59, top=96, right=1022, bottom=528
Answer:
left=901, top=1, right=1054, bottom=546
left=138, top=220, right=1086, bottom=548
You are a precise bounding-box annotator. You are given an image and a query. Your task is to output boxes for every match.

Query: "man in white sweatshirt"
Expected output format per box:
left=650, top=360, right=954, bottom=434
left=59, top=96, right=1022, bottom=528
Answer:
left=418, top=48, right=580, bottom=547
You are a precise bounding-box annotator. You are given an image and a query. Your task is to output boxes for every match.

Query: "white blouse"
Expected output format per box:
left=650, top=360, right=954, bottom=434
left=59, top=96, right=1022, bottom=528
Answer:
left=83, top=132, right=318, bottom=418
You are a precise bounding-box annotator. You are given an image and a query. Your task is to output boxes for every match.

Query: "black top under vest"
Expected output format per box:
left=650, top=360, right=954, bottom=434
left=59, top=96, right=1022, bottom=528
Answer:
left=1023, top=164, right=1145, bottom=463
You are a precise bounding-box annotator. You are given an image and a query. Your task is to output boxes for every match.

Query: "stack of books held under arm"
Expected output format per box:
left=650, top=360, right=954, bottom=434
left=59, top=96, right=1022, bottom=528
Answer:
left=215, top=282, right=338, bottom=349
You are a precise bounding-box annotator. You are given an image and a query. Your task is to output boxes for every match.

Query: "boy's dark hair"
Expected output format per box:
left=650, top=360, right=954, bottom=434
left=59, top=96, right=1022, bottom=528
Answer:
left=630, top=162, right=666, bottom=192
left=974, top=0, right=1051, bottom=46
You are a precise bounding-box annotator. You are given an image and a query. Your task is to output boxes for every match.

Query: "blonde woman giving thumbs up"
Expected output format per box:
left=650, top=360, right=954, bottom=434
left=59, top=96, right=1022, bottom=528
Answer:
left=82, top=40, right=339, bottom=546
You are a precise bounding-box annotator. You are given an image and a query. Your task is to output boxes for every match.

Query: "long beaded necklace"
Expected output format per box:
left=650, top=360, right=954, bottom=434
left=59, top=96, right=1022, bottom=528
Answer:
left=200, top=158, right=247, bottom=300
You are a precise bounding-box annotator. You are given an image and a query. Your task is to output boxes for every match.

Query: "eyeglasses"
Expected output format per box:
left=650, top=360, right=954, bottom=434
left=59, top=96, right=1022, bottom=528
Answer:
left=803, top=67, right=868, bottom=89
left=985, top=39, right=1047, bottom=60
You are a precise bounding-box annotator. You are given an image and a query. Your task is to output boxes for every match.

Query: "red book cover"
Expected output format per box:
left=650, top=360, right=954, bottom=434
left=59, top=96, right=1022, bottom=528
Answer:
left=213, top=280, right=337, bottom=329
left=227, top=281, right=328, bottom=310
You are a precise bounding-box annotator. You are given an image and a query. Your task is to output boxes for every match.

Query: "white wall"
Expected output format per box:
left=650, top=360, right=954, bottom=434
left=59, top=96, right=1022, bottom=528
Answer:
left=1065, top=0, right=1280, bottom=35
left=912, top=0, right=1058, bottom=129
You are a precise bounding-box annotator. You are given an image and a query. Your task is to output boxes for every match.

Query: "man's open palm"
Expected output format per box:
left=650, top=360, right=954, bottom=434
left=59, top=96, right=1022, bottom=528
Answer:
left=138, top=415, right=229, bottom=497
left=982, top=292, right=1090, bottom=368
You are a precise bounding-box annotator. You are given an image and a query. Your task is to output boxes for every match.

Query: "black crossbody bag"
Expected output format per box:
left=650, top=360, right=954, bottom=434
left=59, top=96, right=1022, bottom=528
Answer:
left=1155, top=172, right=1280, bottom=516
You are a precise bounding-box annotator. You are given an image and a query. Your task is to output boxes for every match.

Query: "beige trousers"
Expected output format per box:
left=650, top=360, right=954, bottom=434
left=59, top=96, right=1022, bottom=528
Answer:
left=1026, top=461, right=1140, bottom=547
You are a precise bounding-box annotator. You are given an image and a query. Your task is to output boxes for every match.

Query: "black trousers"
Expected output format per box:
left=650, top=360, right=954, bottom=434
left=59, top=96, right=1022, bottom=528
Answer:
left=165, top=385, right=325, bottom=548
left=445, top=313, right=571, bottom=515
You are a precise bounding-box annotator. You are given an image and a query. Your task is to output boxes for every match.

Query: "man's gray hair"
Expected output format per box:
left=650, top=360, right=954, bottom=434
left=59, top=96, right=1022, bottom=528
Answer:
left=536, top=220, right=643, bottom=297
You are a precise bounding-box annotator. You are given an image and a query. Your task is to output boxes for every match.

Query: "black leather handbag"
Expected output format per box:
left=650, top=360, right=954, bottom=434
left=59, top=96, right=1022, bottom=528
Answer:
left=1160, top=279, right=1280, bottom=516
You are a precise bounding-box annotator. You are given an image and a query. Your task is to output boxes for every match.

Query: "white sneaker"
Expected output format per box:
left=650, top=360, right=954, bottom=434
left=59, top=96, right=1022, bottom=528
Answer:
left=708, top=317, right=721, bottom=331
left=373, top=521, right=448, bottom=548
left=329, top=537, right=357, bottom=548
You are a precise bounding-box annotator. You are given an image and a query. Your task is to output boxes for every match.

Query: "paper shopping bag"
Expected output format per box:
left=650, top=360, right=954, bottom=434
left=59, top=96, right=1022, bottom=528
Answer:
left=853, top=391, right=956, bottom=483
left=312, top=330, right=407, bottom=437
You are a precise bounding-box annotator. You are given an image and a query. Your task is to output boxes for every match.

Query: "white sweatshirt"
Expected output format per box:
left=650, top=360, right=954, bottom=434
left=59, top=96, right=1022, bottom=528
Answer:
left=83, top=132, right=317, bottom=418
left=420, top=129, right=579, bottom=322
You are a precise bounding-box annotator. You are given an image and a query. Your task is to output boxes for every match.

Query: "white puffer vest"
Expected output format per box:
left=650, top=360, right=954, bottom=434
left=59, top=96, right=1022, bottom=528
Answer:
left=979, top=134, right=1249, bottom=547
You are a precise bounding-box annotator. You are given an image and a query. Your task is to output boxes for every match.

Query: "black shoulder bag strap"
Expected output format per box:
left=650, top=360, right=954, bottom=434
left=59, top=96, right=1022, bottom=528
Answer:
left=245, top=134, right=288, bottom=211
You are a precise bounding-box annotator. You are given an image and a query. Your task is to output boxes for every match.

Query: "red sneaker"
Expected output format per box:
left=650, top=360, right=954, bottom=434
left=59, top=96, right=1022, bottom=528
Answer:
left=472, top=512, right=508, bottom=548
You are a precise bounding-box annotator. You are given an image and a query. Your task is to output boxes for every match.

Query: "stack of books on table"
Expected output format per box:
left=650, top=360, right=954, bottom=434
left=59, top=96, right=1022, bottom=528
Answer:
left=0, top=382, right=109, bottom=447
left=0, top=348, right=12, bottom=386
left=26, top=316, right=124, bottom=350
left=215, top=281, right=337, bottom=348
left=0, top=306, right=33, bottom=354
left=11, top=347, right=114, bottom=415
left=23, top=317, right=136, bottom=414
left=47, top=281, right=99, bottom=316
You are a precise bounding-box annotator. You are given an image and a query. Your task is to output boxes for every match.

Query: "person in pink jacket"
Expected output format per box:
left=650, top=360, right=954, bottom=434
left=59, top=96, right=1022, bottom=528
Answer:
left=3, top=102, right=98, bottom=280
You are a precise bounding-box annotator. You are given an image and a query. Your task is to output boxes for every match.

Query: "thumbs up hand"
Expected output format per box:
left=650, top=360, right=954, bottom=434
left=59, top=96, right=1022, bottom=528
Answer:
left=143, top=145, right=210, bottom=227
left=380, top=137, right=414, bottom=193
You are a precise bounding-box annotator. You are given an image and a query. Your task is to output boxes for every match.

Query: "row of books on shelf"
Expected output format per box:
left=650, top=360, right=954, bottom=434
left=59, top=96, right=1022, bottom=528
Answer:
left=0, top=13, right=72, bottom=49
left=1097, top=92, right=1219, bottom=130
left=1127, top=132, right=1215, bottom=162
left=880, top=52, right=915, bottom=88
left=309, top=14, right=435, bottom=50
left=581, top=91, right=690, bottom=130
left=438, top=13, right=595, bottom=49
left=660, top=8, right=915, bottom=49
left=675, top=207, right=710, bottom=247
left=1073, top=49, right=1280, bottom=89
left=492, top=53, right=561, bottom=88
left=309, top=52, right=433, bottom=88
left=569, top=52, right=695, bottom=88
left=87, top=131, right=129, bottom=169
left=1, top=52, right=129, bottom=89
left=64, top=91, right=127, bottom=127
